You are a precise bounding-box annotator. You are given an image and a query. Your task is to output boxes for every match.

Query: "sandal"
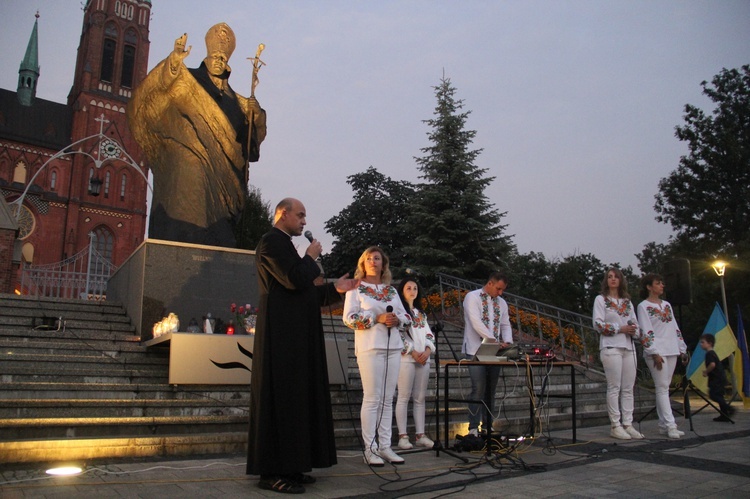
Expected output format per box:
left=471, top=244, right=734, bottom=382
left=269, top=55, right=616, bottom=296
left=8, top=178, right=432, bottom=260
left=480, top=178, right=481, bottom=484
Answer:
left=289, top=473, right=316, bottom=484
left=258, top=476, right=305, bottom=494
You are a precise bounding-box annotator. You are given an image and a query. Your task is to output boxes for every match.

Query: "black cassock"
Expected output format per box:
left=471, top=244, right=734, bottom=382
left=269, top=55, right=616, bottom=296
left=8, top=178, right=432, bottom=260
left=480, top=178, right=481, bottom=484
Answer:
left=247, top=227, right=339, bottom=476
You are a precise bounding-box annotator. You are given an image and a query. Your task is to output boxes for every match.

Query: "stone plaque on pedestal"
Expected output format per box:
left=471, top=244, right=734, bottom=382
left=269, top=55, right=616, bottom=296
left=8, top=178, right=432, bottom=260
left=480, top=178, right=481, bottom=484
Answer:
left=108, top=239, right=258, bottom=342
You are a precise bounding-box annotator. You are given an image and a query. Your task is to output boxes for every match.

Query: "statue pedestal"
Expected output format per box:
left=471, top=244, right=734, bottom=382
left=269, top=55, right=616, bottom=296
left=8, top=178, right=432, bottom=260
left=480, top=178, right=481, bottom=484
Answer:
left=108, top=239, right=258, bottom=342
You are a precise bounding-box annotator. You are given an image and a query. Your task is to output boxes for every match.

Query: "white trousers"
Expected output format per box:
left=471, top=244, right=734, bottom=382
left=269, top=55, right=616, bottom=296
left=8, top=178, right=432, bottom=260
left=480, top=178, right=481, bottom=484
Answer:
left=645, top=354, right=679, bottom=430
left=357, top=348, right=401, bottom=450
left=395, top=359, right=431, bottom=436
left=600, top=347, right=637, bottom=427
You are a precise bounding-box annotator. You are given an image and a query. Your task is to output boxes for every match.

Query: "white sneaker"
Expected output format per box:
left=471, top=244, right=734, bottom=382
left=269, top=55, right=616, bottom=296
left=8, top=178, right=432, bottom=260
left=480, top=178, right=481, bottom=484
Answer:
left=624, top=426, right=644, bottom=439
left=415, top=434, right=434, bottom=448
left=375, top=447, right=405, bottom=464
left=659, top=427, right=685, bottom=437
left=363, top=449, right=384, bottom=467
left=397, top=436, right=413, bottom=450
left=610, top=426, right=631, bottom=440
left=666, top=427, right=682, bottom=439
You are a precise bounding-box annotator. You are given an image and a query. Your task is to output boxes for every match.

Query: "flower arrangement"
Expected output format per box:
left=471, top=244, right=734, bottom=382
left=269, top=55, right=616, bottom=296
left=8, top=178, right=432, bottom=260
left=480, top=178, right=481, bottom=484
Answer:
left=231, top=302, right=259, bottom=333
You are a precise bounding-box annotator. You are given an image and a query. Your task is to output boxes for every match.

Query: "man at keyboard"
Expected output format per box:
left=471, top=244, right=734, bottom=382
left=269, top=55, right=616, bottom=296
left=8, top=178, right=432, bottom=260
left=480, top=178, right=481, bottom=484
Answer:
left=461, top=271, right=513, bottom=437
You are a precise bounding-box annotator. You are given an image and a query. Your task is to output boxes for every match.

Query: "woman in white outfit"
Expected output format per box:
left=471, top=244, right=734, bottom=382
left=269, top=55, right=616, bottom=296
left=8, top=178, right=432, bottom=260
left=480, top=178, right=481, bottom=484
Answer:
left=343, top=246, right=410, bottom=466
left=636, top=273, right=688, bottom=439
left=395, top=277, right=436, bottom=450
left=592, top=267, right=643, bottom=440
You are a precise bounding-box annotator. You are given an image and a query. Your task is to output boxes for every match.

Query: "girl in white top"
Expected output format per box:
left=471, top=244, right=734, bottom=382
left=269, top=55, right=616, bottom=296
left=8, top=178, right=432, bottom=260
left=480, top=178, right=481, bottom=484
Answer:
left=636, top=273, right=688, bottom=439
left=395, top=277, right=436, bottom=450
left=343, top=246, right=410, bottom=467
left=592, top=267, right=643, bottom=440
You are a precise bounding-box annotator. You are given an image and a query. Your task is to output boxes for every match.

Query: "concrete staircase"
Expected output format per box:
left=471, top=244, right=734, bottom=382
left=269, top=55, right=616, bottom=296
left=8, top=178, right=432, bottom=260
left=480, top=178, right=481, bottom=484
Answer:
left=0, top=294, right=657, bottom=465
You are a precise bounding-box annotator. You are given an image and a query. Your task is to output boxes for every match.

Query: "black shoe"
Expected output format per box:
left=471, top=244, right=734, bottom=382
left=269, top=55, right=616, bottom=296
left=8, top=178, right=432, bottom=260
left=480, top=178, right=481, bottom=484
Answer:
left=258, top=476, right=305, bottom=494
left=289, top=473, right=316, bottom=485
left=713, top=415, right=731, bottom=422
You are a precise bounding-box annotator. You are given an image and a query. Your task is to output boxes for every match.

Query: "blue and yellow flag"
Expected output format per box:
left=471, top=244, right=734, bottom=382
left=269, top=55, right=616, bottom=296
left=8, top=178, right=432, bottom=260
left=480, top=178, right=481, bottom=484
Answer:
left=736, top=305, right=750, bottom=408
left=686, top=303, right=738, bottom=394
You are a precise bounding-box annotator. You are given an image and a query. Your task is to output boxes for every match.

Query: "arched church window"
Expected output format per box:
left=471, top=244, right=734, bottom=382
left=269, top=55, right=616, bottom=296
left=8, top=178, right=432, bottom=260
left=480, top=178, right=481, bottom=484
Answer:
left=16, top=205, right=36, bottom=240
left=13, top=160, right=27, bottom=184
left=104, top=171, right=111, bottom=198
left=121, top=44, right=135, bottom=88
left=21, top=242, right=34, bottom=264
left=120, top=173, right=127, bottom=200
left=50, top=170, right=57, bottom=190
left=101, top=38, right=116, bottom=82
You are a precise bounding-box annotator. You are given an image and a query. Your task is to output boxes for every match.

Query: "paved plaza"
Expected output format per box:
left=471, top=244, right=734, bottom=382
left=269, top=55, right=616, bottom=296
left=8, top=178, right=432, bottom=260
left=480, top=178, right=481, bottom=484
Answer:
left=2, top=406, right=748, bottom=498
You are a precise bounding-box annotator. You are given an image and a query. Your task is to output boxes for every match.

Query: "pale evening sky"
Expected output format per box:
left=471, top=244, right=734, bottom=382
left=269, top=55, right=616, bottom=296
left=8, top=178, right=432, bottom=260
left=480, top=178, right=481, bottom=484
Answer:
left=1, top=0, right=749, bottom=270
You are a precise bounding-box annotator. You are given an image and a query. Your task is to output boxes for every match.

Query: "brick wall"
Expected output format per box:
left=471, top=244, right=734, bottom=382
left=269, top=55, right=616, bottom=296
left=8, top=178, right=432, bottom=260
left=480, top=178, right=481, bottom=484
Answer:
left=0, top=229, right=16, bottom=294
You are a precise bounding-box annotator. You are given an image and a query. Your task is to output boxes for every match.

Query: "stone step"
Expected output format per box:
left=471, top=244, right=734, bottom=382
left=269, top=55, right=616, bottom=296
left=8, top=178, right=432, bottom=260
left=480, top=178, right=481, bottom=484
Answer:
left=0, top=295, right=622, bottom=464
left=0, top=398, right=249, bottom=418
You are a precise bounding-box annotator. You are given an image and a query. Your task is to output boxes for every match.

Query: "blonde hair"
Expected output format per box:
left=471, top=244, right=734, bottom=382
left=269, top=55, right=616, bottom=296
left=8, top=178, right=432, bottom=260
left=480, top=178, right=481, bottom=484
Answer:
left=354, top=246, right=392, bottom=284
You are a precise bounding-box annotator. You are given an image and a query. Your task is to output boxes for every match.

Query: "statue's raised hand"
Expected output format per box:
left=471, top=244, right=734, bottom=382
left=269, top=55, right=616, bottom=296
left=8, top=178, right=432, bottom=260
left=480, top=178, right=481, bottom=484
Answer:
left=169, top=33, right=191, bottom=66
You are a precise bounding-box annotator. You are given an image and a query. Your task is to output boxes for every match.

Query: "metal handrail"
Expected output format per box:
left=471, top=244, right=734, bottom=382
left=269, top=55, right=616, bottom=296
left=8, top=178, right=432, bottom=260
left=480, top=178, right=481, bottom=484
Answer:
left=436, top=272, right=601, bottom=369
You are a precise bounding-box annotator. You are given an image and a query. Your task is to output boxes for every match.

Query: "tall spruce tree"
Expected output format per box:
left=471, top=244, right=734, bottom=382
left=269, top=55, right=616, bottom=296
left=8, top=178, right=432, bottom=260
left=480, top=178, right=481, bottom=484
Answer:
left=405, top=77, right=514, bottom=280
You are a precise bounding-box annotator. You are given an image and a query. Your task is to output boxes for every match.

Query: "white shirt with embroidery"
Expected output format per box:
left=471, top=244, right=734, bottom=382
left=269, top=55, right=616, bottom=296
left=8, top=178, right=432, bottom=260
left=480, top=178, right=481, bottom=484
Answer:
left=636, top=299, right=687, bottom=357
left=343, top=282, right=409, bottom=355
left=462, top=287, right=512, bottom=356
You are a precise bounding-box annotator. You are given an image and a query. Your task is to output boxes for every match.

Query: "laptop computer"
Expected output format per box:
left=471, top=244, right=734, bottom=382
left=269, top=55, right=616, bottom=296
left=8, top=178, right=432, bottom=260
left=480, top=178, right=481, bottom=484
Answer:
left=474, top=339, right=520, bottom=362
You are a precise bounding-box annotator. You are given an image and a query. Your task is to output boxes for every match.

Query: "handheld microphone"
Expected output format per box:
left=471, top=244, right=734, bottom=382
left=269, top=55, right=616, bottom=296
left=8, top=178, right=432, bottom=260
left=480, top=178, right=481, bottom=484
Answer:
left=386, top=305, right=393, bottom=338
left=304, top=230, right=324, bottom=268
left=627, top=319, right=637, bottom=339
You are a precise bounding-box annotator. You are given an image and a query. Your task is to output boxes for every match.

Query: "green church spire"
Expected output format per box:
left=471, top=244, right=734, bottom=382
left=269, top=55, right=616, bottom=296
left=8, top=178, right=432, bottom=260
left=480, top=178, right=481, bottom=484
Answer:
left=17, top=11, right=40, bottom=106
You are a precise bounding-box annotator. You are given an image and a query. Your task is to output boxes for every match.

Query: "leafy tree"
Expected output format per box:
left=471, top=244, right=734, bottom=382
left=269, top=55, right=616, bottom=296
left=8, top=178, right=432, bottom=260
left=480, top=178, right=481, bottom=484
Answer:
left=405, top=77, right=514, bottom=281
left=507, top=251, right=554, bottom=303
left=650, top=66, right=750, bottom=338
left=655, top=65, right=750, bottom=258
left=324, top=167, right=416, bottom=276
left=546, top=252, right=606, bottom=314
left=234, top=185, right=273, bottom=250
left=635, top=242, right=671, bottom=275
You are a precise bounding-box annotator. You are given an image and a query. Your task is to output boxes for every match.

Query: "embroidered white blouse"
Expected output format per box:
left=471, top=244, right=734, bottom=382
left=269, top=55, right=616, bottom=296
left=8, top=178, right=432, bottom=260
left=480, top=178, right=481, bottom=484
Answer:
left=462, top=288, right=512, bottom=356
left=400, top=308, right=436, bottom=360
left=343, top=282, right=410, bottom=355
left=636, top=299, right=687, bottom=357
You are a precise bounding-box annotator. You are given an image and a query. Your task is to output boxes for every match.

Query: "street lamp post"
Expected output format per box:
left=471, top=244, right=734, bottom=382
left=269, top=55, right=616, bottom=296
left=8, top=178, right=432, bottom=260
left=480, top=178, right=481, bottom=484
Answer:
left=711, top=261, right=729, bottom=321
left=711, top=260, right=738, bottom=399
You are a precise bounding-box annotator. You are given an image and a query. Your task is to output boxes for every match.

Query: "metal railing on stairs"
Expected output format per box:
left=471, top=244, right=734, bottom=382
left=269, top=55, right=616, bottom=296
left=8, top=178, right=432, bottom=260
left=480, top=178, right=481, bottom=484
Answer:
left=436, top=272, right=603, bottom=371
left=19, top=244, right=115, bottom=300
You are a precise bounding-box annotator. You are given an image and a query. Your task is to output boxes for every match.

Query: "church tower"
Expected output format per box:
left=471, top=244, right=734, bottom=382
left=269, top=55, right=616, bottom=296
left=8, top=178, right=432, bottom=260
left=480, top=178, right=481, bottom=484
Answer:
left=0, top=2, right=154, bottom=295
left=63, top=0, right=152, bottom=266
left=16, top=12, right=40, bottom=107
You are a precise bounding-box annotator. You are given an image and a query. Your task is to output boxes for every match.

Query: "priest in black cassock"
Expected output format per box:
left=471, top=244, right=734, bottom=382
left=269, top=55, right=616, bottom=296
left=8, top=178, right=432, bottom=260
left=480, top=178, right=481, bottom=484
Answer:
left=247, top=197, right=360, bottom=494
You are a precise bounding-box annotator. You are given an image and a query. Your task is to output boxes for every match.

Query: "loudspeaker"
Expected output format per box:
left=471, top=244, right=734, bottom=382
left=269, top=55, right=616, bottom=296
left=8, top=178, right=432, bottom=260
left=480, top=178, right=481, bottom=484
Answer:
left=662, top=259, right=692, bottom=306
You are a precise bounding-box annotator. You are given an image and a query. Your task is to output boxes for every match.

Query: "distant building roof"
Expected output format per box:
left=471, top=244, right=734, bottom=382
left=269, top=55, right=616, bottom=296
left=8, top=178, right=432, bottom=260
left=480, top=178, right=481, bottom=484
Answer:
left=0, top=88, right=72, bottom=150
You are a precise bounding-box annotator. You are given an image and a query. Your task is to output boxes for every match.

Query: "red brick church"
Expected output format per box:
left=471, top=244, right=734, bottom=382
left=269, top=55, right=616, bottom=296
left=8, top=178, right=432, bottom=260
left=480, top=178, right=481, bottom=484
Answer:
left=0, top=0, right=152, bottom=295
